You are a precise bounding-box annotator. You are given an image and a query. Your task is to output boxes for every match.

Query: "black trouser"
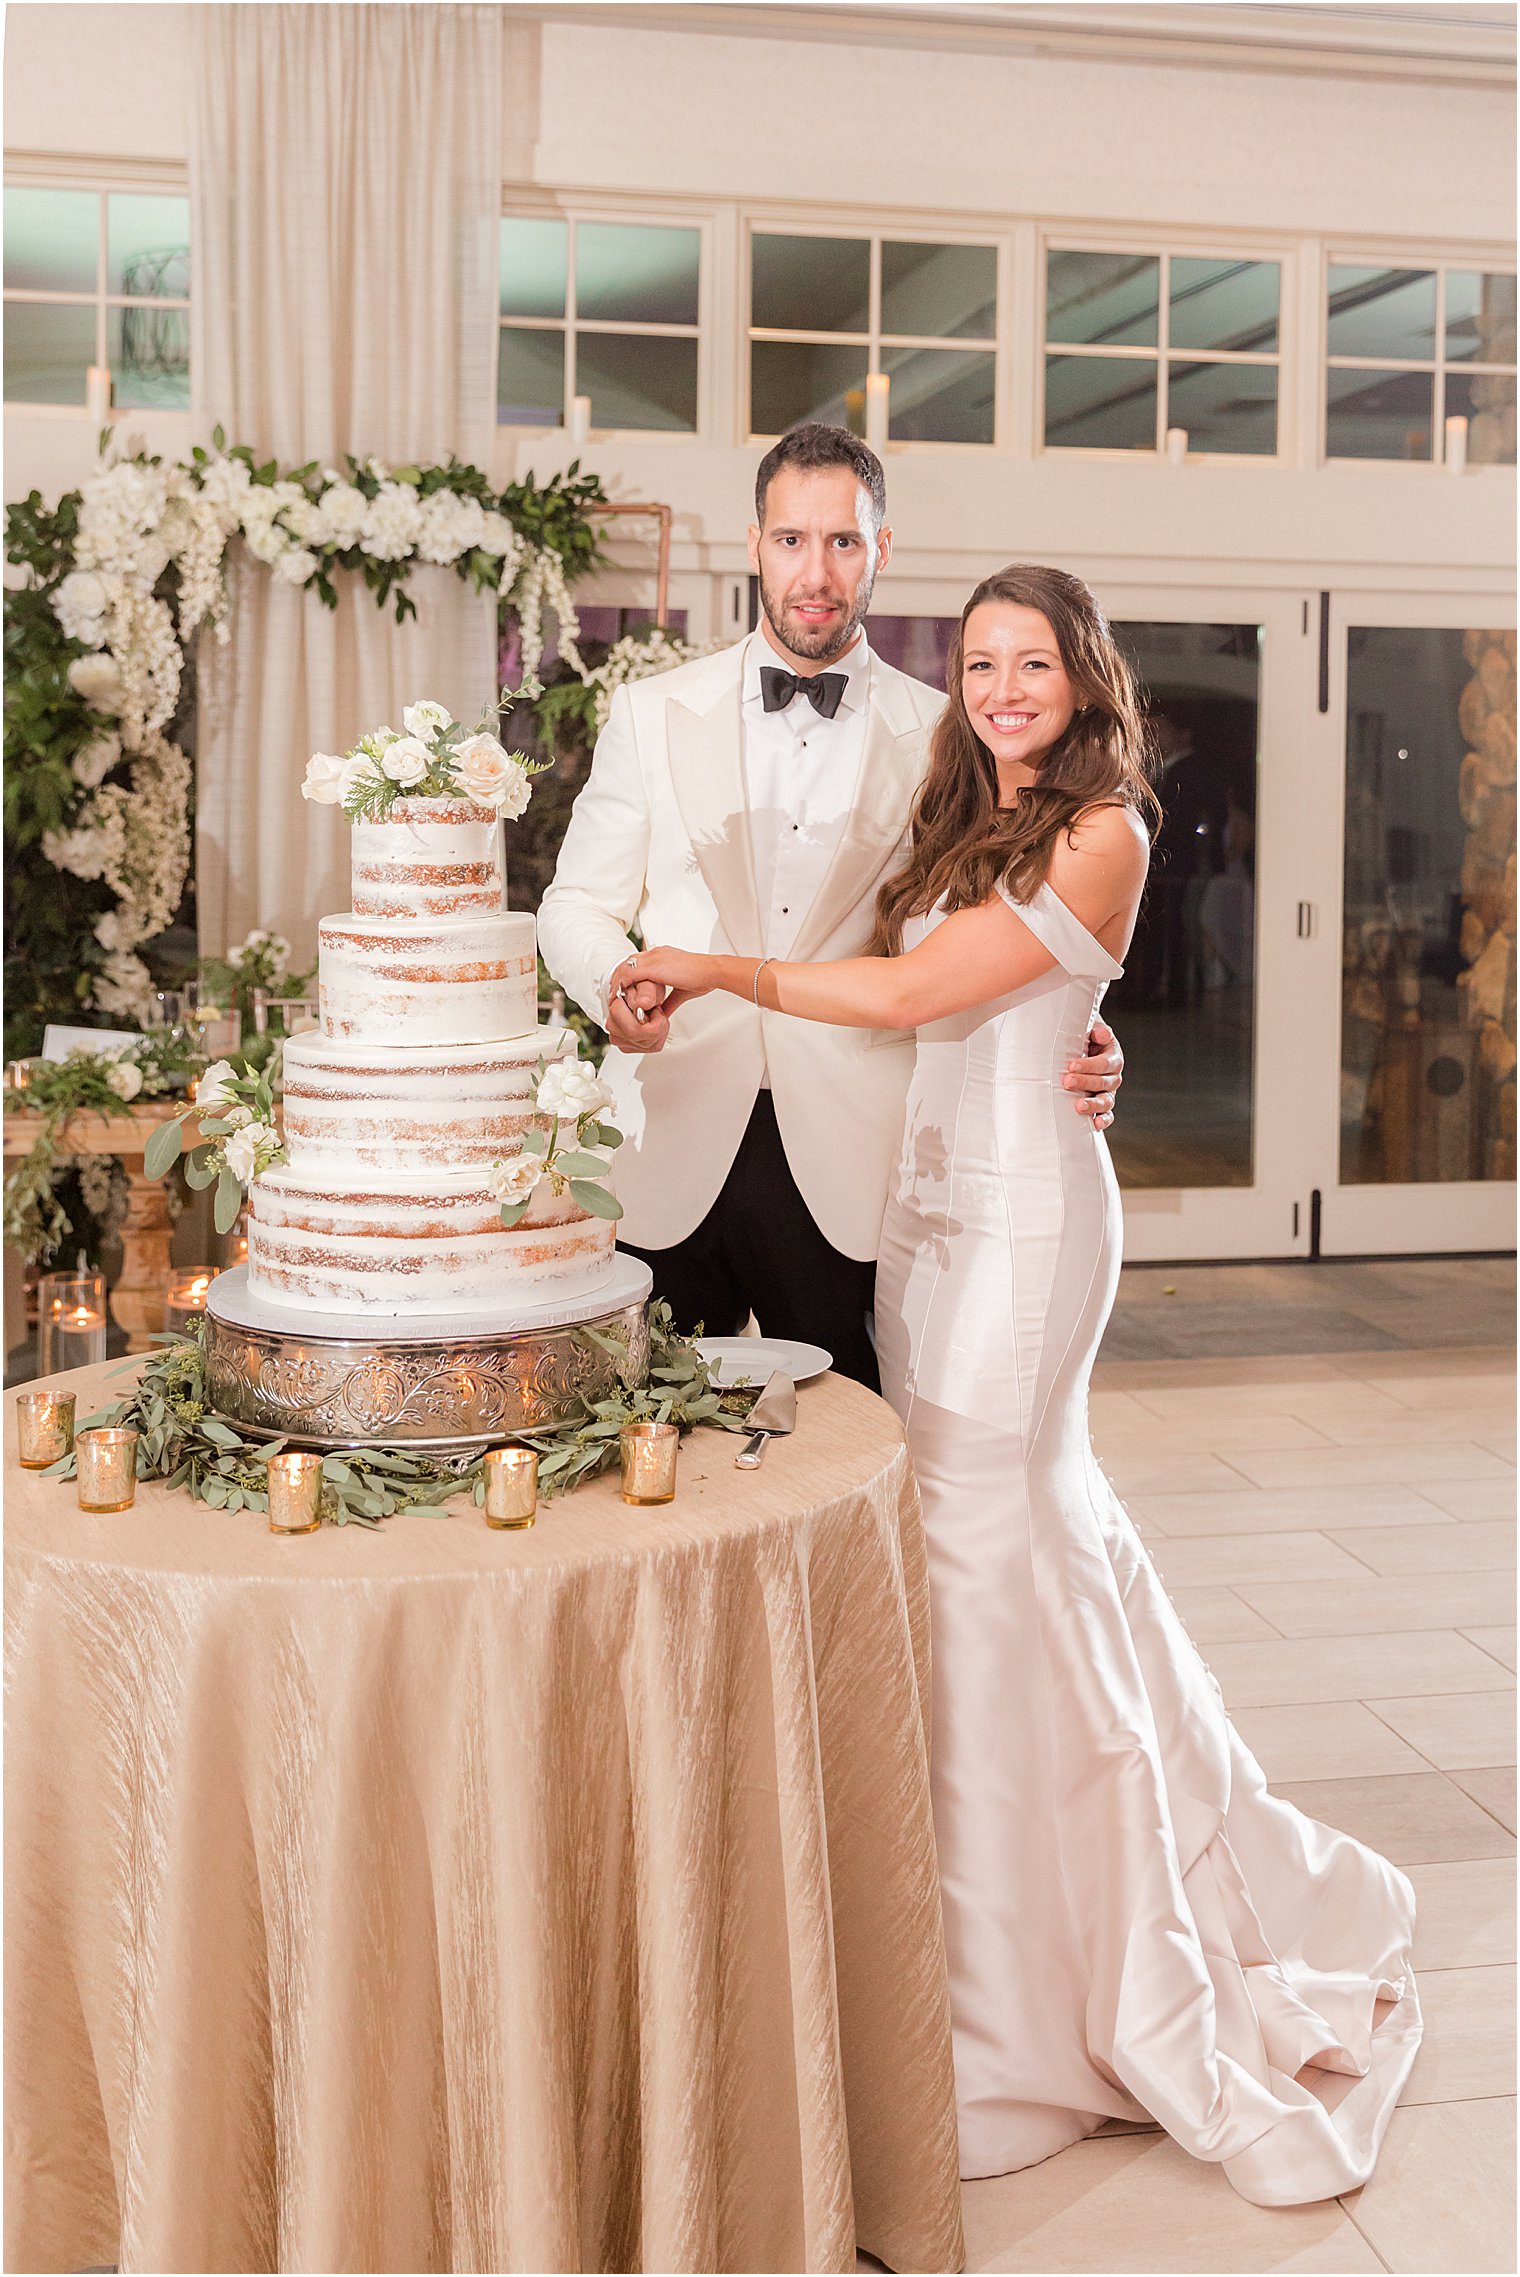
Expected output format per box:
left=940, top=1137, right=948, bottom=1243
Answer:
left=619, top=1091, right=880, bottom=1392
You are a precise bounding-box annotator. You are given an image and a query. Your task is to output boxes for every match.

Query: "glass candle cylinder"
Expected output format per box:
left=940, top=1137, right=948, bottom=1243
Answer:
left=484, top=1445, right=538, bottom=1528
left=15, top=1389, right=77, bottom=1469
left=619, top=1420, right=679, bottom=1506
left=268, top=1452, right=324, bottom=1534
left=165, top=1268, right=217, bottom=1335
left=76, top=1426, right=138, bottom=1512
left=5, top=1059, right=35, bottom=1096
left=38, top=1273, right=108, bottom=1375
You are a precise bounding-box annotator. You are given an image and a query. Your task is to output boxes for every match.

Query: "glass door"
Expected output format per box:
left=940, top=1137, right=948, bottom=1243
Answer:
left=1312, top=593, right=1516, bottom=1255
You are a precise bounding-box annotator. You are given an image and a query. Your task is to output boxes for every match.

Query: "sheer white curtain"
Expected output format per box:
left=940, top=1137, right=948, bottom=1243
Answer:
left=190, top=3, right=504, bottom=959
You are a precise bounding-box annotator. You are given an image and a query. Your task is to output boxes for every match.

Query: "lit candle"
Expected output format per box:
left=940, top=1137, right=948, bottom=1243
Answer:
left=76, top=1426, right=138, bottom=1512
left=1445, top=413, right=1469, bottom=474
left=268, top=1452, right=324, bottom=1534
left=15, top=1390, right=76, bottom=1469
left=865, top=371, right=890, bottom=451
left=5, top=1060, right=32, bottom=1094
left=619, top=1420, right=679, bottom=1507
left=165, top=1269, right=216, bottom=1334
left=38, top=1274, right=108, bottom=1374
left=484, top=1445, right=538, bottom=1528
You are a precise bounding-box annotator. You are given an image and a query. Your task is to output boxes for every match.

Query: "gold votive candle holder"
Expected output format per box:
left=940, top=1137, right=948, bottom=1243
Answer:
left=15, top=1389, right=77, bottom=1469
left=268, top=1451, right=324, bottom=1534
left=75, top=1426, right=139, bottom=1512
left=484, top=1445, right=538, bottom=1528
left=619, top=1420, right=679, bottom=1506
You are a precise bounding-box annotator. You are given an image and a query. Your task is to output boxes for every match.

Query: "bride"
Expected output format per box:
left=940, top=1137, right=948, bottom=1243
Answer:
left=614, top=564, right=1421, bottom=2205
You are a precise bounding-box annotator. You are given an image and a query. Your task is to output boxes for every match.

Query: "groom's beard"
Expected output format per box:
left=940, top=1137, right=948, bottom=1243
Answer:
left=757, top=563, right=876, bottom=664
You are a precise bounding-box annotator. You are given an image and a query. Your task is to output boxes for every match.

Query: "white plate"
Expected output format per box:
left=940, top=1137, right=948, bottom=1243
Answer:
left=695, top=1336, right=832, bottom=1388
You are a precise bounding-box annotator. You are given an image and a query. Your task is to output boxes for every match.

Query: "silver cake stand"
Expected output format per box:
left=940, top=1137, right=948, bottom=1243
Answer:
left=203, top=1255, right=654, bottom=1452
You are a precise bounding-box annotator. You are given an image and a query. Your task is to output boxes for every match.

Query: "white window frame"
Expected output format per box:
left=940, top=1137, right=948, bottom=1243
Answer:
left=2, top=174, right=191, bottom=421
left=743, top=215, right=1002, bottom=450
left=497, top=200, right=711, bottom=444
left=1321, top=252, right=1518, bottom=469
left=1037, top=232, right=1289, bottom=463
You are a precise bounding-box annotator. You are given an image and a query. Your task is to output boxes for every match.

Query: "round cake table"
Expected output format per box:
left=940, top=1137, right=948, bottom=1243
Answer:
left=5, top=1360, right=964, bottom=2277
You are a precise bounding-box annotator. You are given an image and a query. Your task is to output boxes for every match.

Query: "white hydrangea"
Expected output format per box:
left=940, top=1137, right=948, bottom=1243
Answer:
left=279, top=494, right=328, bottom=548
left=476, top=510, right=520, bottom=561
left=93, top=948, right=154, bottom=1019
left=316, top=481, right=369, bottom=546
left=53, top=569, right=110, bottom=645
left=360, top=481, right=424, bottom=561
left=43, top=824, right=113, bottom=881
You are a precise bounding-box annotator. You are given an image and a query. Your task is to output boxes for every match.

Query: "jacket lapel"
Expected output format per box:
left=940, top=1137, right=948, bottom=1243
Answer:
left=786, top=685, right=929, bottom=965
left=666, top=678, right=764, bottom=960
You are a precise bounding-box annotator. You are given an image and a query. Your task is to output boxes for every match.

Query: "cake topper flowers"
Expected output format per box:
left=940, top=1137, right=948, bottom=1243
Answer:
left=144, top=1058, right=286, bottom=1233
left=488, top=1056, right=624, bottom=1227
left=300, top=688, right=551, bottom=823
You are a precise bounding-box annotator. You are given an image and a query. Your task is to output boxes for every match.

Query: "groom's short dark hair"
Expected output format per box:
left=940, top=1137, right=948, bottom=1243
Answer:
left=755, top=423, right=886, bottom=529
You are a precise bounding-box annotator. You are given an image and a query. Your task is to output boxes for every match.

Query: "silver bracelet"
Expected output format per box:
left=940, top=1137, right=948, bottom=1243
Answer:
left=752, top=956, right=775, bottom=1005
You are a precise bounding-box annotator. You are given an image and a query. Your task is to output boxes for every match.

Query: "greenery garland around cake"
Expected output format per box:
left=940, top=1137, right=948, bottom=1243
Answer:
left=42, top=1303, right=755, bottom=1519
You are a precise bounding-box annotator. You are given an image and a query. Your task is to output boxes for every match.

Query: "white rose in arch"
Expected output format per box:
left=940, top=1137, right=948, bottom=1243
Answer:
left=536, top=1057, right=613, bottom=1122
left=381, top=736, right=431, bottom=786
left=197, top=1058, right=240, bottom=1110
left=301, top=751, right=349, bottom=804
left=402, top=699, right=452, bottom=742
left=273, top=547, right=319, bottom=587
left=68, top=653, right=124, bottom=712
left=317, top=482, right=369, bottom=545
left=488, top=1155, right=543, bottom=1207
left=106, top=1061, right=143, bottom=1101
left=223, top=1120, right=277, bottom=1185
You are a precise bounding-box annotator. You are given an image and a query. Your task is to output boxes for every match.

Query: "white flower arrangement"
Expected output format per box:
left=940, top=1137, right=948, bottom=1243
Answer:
left=583, top=625, right=728, bottom=735
left=301, top=694, right=549, bottom=824
left=488, top=1056, right=623, bottom=1228
left=145, top=1057, right=286, bottom=1234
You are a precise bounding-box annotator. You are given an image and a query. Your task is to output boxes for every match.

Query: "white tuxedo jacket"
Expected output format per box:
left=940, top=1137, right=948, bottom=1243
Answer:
left=537, top=640, right=944, bottom=1260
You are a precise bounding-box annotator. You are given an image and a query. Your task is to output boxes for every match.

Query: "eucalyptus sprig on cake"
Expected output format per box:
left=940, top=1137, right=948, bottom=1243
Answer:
left=299, top=693, right=550, bottom=826
left=489, top=1055, right=625, bottom=1226
left=144, top=1057, right=286, bottom=1235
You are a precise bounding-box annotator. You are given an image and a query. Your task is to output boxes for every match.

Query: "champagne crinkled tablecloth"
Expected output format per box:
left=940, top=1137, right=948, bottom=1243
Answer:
left=5, top=1359, right=964, bottom=2277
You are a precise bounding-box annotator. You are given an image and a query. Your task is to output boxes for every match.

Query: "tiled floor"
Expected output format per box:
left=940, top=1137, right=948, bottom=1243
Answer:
left=925, top=1260, right=1515, bottom=2275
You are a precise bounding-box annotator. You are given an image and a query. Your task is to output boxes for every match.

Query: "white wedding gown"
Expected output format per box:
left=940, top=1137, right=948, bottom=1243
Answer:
left=874, top=881, right=1422, bottom=2205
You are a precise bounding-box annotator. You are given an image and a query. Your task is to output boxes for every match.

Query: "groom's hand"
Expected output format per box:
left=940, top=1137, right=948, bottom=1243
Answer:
left=1063, top=1016, right=1123, bottom=1132
left=607, top=972, right=670, bottom=1054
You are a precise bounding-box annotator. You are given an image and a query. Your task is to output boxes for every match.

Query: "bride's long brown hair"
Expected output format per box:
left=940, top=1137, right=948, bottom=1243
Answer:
left=868, top=565, right=1159, bottom=955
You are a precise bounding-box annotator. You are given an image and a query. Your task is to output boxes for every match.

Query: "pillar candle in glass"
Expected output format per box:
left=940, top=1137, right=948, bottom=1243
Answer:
left=38, top=1273, right=108, bottom=1374
left=15, top=1389, right=77, bottom=1468
left=268, top=1451, right=324, bottom=1534
left=166, top=1268, right=217, bottom=1334
left=484, top=1445, right=537, bottom=1527
left=619, top=1420, right=679, bottom=1506
left=76, top=1426, right=138, bottom=1512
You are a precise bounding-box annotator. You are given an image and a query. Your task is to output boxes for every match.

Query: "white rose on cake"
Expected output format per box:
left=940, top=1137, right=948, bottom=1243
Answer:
left=381, top=736, right=431, bottom=786
left=536, top=1058, right=613, bottom=1122
left=488, top=1156, right=543, bottom=1207
left=301, top=751, right=350, bottom=803
left=452, top=733, right=533, bottom=817
left=197, top=1059, right=240, bottom=1111
left=402, top=700, right=452, bottom=741
left=223, top=1120, right=277, bottom=1185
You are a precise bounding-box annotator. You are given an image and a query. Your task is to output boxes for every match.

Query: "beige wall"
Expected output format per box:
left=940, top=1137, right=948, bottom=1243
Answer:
left=4, top=1, right=1514, bottom=614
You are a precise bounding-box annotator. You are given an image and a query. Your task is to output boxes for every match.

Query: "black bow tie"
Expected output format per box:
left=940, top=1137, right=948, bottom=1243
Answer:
left=760, top=666, right=847, bottom=720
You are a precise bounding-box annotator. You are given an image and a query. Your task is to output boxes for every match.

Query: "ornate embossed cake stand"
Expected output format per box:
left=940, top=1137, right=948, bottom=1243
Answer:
left=203, top=1256, right=653, bottom=1451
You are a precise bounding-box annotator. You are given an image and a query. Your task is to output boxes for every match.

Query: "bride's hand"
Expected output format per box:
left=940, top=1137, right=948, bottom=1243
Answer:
left=613, top=946, right=714, bottom=1018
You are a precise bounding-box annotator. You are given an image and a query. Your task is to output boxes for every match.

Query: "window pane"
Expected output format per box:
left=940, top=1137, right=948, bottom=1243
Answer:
left=576, top=223, right=698, bottom=326
left=1327, top=265, right=1437, bottom=361
left=576, top=331, right=696, bottom=431
left=1446, top=271, right=1518, bottom=366
left=1446, top=370, right=1517, bottom=466
left=1046, top=252, right=1158, bottom=347
left=1103, top=622, right=1263, bottom=1189
left=107, top=303, right=189, bottom=407
left=107, top=194, right=189, bottom=298
left=499, top=219, right=567, bottom=319
left=1325, top=366, right=1434, bottom=460
left=750, top=340, right=866, bottom=436
left=3, top=186, right=97, bottom=293
left=3, top=299, right=95, bottom=403
left=1341, top=626, right=1516, bottom=1183
left=881, top=240, right=995, bottom=340
left=497, top=326, right=564, bottom=424
left=883, top=345, right=994, bottom=443
left=751, top=234, right=869, bottom=334
left=1044, top=354, right=1156, bottom=449
left=1169, top=257, right=1279, bottom=353
left=1167, top=360, right=1278, bottom=455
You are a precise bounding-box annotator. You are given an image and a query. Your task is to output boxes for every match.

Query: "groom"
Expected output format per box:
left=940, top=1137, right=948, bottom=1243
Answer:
left=538, top=423, right=1123, bottom=1388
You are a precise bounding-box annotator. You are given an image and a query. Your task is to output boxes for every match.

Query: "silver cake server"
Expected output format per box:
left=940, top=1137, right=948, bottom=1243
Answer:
left=734, top=1371, right=797, bottom=1469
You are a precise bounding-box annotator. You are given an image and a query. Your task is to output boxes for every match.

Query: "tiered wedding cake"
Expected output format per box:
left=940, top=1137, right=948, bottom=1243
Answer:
left=246, top=797, right=618, bottom=1316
